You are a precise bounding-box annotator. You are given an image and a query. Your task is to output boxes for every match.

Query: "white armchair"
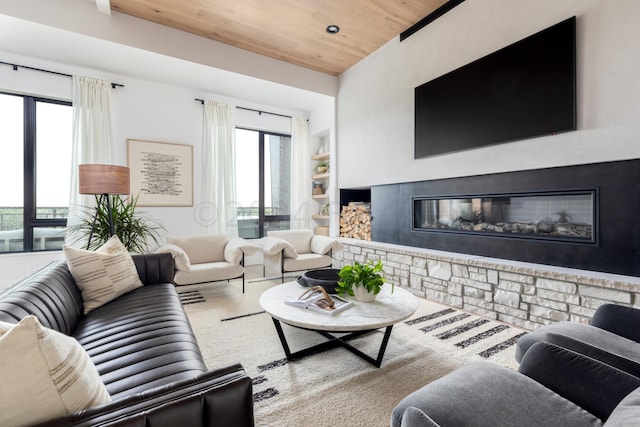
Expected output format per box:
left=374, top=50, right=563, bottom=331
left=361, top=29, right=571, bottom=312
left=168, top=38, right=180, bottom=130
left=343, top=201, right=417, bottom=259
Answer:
left=259, top=230, right=341, bottom=282
left=156, top=234, right=258, bottom=292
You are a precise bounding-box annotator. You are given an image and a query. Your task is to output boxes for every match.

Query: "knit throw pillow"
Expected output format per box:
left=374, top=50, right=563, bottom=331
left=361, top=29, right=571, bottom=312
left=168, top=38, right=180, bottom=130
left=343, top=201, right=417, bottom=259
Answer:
left=63, top=235, right=143, bottom=314
left=0, top=316, right=111, bottom=426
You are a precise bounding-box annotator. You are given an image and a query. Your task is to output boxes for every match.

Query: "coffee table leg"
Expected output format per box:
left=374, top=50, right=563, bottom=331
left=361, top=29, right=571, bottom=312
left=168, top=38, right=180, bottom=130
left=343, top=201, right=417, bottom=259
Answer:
left=272, top=318, right=293, bottom=360
left=271, top=317, right=394, bottom=368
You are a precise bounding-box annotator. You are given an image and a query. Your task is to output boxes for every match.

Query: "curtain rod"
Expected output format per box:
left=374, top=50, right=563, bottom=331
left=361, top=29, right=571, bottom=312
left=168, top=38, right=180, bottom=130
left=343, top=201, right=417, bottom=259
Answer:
left=194, top=98, right=292, bottom=119
left=1, top=60, right=124, bottom=89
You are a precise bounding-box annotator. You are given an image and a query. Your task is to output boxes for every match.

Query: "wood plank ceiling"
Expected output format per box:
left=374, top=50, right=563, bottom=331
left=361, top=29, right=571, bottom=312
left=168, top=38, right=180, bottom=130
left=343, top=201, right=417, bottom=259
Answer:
left=109, top=0, right=449, bottom=76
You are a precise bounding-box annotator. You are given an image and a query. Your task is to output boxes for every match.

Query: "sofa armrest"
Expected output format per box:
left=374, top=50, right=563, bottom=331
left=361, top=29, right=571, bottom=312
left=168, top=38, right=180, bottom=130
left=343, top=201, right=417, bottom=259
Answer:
left=518, top=342, right=640, bottom=421
left=36, top=363, right=254, bottom=427
left=132, top=253, right=175, bottom=285
left=591, top=304, right=640, bottom=343
left=224, top=237, right=259, bottom=265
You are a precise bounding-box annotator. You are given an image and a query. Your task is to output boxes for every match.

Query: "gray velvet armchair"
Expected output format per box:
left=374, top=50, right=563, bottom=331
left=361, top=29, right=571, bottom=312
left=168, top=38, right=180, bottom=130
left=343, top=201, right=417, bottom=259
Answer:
left=391, top=342, right=640, bottom=427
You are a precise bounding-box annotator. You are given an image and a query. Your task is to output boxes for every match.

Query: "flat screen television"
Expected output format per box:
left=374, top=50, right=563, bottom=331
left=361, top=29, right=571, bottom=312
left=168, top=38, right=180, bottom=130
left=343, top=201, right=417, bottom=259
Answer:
left=414, top=16, right=576, bottom=158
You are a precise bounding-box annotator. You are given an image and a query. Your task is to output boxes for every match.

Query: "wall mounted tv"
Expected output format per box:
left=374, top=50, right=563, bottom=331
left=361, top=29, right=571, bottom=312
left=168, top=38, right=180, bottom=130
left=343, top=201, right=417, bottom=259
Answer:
left=414, top=16, right=576, bottom=158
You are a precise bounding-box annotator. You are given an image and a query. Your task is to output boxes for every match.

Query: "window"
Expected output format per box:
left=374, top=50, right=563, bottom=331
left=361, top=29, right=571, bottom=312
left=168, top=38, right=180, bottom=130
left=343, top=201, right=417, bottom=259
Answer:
left=235, top=128, right=291, bottom=238
left=0, top=93, right=71, bottom=252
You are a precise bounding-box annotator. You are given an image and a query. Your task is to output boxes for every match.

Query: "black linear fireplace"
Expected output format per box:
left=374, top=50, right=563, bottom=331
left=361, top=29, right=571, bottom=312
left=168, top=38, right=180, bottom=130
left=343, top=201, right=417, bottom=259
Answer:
left=371, top=159, right=640, bottom=276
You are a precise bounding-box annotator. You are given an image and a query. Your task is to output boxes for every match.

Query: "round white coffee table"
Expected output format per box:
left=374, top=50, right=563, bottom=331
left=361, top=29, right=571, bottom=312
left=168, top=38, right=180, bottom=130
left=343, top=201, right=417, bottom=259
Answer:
left=259, top=281, right=418, bottom=367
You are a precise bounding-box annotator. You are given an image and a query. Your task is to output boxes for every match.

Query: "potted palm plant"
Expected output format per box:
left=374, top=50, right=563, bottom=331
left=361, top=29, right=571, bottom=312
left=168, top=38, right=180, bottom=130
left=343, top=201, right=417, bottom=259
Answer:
left=68, top=194, right=164, bottom=253
left=335, top=259, right=391, bottom=302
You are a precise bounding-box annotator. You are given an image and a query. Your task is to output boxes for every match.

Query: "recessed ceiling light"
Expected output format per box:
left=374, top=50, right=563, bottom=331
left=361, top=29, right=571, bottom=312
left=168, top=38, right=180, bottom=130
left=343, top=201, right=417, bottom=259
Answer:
left=326, top=25, right=340, bottom=34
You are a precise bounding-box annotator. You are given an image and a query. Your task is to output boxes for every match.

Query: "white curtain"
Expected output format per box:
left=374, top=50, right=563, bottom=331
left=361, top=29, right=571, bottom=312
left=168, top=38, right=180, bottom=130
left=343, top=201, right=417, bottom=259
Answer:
left=202, top=100, right=238, bottom=236
left=66, top=76, right=114, bottom=245
left=290, top=116, right=310, bottom=230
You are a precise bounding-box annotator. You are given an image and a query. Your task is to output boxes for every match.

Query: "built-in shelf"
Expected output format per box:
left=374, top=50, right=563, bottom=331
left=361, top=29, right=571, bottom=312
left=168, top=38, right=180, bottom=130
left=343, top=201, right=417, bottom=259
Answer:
left=311, top=150, right=330, bottom=233
left=311, top=152, right=330, bottom=161
left=312, top=172, right=330, bottom=180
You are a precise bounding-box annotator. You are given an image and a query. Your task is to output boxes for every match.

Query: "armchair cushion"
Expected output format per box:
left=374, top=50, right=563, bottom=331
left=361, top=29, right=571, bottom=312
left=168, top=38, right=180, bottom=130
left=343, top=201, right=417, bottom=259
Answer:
left=224, top=237, right=258, bottom=265
left=0, top=316, right=111, bottom=427
left=63, top=235, right=143, bottom=314
left=155, top=244, right=191, bottom=271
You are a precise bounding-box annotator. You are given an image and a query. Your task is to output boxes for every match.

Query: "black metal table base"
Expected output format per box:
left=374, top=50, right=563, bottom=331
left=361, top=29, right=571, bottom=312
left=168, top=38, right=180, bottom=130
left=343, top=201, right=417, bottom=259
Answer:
left=271, top=318, right=394, bottom=368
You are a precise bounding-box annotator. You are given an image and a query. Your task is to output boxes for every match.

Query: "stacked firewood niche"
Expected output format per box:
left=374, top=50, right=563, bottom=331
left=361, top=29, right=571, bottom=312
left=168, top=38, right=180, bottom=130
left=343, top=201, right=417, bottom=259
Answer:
left=340, top=202, right=372, bottom=240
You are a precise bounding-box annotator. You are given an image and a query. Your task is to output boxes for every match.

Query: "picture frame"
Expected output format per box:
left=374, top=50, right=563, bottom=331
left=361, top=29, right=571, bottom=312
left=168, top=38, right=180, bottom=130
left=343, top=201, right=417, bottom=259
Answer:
left=127, top=139, right=193, bottom=206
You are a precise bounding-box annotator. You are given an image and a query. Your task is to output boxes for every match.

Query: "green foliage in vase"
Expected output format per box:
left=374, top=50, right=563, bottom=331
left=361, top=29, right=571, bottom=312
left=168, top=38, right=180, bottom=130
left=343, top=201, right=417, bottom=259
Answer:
left=68, top=194, right=164, bottom=253
left=336, top=260, right=391, bottom=297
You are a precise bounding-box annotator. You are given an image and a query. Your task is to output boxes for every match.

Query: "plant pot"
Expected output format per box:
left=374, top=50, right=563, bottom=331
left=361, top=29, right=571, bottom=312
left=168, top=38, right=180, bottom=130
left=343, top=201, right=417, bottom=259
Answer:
left=354, top=285, right=376, bottom=302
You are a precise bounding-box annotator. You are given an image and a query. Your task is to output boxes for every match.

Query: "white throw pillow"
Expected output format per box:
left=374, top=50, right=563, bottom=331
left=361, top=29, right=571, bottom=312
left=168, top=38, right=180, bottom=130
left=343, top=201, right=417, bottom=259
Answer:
left=156, top=243, right=192, bottom=271
left=63, top=235, right=143, bottom=314
left=0, top=316, right=111, bottom=427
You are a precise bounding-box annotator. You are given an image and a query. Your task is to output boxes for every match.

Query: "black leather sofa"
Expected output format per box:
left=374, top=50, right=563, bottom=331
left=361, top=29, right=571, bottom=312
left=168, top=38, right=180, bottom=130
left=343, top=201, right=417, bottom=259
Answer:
left=0, top=253, right=254, bottom=427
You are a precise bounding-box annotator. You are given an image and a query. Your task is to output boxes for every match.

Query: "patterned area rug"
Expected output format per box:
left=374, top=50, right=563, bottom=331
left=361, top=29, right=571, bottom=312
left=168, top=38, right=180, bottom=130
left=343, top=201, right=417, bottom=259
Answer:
left=178, top=280, right=525, bottom=427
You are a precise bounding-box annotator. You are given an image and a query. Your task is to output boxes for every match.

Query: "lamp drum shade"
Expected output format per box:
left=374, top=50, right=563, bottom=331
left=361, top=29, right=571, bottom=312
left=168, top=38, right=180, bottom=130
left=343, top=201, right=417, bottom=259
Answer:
left=79, top=164, right=130, bottom=195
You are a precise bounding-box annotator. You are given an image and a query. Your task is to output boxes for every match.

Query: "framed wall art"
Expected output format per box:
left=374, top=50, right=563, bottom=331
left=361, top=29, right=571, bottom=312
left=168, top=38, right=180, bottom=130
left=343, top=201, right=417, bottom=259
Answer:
left=128, top=139, right=194, bottom=206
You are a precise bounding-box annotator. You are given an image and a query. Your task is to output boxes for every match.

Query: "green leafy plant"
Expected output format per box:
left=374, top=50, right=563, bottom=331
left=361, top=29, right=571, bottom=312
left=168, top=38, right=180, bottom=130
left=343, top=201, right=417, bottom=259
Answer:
left=336, top=260, right=391, bottom=297
left=315, top=161, right=329, bottom=174
left=68, top=194, right=164, bottom=253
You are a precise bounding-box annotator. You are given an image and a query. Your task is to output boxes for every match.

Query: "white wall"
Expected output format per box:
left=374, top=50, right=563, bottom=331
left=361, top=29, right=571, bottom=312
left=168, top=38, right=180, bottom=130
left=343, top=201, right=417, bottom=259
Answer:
left=337, top=0, right=640, bottom=188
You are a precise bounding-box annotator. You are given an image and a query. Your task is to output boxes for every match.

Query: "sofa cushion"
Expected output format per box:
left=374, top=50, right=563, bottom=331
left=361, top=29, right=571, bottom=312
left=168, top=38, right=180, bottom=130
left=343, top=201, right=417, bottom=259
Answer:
left=72, top=283, right=207, bottom=399
left=516, top=321, right=640, bottom=367
left=156, top=243, right=192, bottom=271
left=168, top=234, right=228, bottom=264
left=400, top=407, right=440, bottom=427
left=0, top=316, right=111, bottom=427
left=605, top=386, right=640, bottom=426
left=268, top=230, right=313, bottom=255
left=63, top=235, right=143, bottom=314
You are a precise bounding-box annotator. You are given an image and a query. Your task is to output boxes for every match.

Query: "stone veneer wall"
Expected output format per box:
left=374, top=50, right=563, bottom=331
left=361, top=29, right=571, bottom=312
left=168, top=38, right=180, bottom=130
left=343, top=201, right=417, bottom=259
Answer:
left=333, top=238, right=640, bottom=331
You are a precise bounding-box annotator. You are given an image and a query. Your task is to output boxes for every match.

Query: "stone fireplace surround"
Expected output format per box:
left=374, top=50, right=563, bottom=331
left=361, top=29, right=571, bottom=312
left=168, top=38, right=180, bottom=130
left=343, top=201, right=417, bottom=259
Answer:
left=335, top=159, right=640, bottom=330
left=333, top=238, right=640, bottom=331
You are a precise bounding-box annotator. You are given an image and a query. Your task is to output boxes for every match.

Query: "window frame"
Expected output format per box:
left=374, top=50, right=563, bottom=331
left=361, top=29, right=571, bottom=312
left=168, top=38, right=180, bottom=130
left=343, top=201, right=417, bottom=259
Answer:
left=1, top=92, right=70, bottom=252
left=236, top=127, right=291, bottom=238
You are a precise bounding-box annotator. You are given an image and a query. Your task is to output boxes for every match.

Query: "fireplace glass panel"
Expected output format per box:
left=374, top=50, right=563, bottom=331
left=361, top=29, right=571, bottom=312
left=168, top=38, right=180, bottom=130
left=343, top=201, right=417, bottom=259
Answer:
left=413, top=191, right=595, bottom=243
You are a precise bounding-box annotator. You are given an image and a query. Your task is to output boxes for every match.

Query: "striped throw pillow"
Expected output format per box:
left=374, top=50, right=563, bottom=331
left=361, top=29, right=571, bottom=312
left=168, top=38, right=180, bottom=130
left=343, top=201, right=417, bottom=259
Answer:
left=0, top=316, right=111, bottom=426
left=63, top=235, right=143, bottom=314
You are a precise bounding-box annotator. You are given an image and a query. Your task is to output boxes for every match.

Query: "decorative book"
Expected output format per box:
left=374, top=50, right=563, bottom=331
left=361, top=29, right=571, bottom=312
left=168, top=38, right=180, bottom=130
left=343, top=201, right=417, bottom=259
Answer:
left=285, top=286, right=353, bottom=316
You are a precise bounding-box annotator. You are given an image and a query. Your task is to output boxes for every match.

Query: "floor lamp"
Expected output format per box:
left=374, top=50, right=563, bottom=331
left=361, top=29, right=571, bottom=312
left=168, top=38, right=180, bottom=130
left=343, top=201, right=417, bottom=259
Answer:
left=78, top=164, right=130, bottom=249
